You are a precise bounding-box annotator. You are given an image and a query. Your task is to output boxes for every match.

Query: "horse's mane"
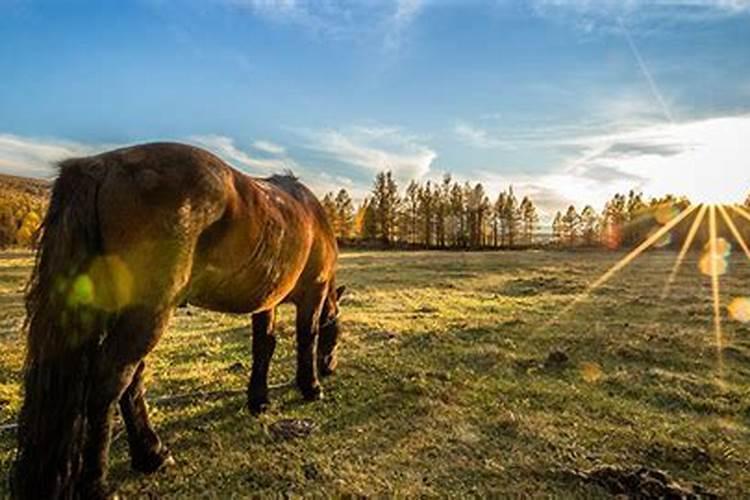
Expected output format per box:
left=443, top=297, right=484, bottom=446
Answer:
left=266, top=172, right=307, bottom=198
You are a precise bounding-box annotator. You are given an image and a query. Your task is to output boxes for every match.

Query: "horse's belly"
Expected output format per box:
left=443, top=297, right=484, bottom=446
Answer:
left=186, top=258, right=302, bottom=314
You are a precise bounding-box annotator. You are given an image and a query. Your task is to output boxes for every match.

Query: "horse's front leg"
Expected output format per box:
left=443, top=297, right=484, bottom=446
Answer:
left=248, top=308, right=276, bottom=414
left=295, top=291, right=325, bottom=401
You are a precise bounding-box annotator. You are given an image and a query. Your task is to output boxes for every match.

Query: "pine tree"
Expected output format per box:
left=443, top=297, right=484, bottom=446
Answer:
left=371, top=171, right=400, bottom=245
left=404, top=180, right=420, bottom=245
left=419, top=181, right=434, bottom=247
left=580, top=205, right=599, bottom=246
left=321, top=192, right=338, bottom=233
left=334, top=189, right=354, bottom=240
left=492, top=192, right=507, bottom=248
left=436, top=174, right=451, bottom=248
left=449, top=182, right=465, bottom=247
left=361, top=198, right=378, bottom=241
left=385, top=172, right=400, bottom=243
left=519, top=196, right=538, bottom=245
left=561, top=205, right=581, bottom=246
left=552, top=211, right=564, bottom=246
left=503, top=186, right=521, bottom=248
left=602, top=193, right=627, bottom=249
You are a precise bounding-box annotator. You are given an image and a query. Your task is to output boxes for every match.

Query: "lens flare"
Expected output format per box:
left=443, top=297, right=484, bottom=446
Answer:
left=729, top=298, right=750, bottom=323
left=699, top=241, right=731, bottom=277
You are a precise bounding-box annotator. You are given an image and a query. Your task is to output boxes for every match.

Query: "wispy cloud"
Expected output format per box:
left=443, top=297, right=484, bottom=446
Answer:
left=299, top=124, right=437, bottom=183
left=532, top=0, right=750, bottom=32
left=455, top=121, right=517, bottom=150
left=252, top=139, right=286, bottom=155
left=187, top=134, right=298, bottom=172
left=222, top=0, right=427, bottom=47
left=0, top=135, right=113, bottom=178
left=384, top=0, right=426, bottom=50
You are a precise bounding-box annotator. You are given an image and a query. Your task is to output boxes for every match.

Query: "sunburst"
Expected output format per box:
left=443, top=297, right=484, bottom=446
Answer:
left=560, top=201, right=750, bottom=383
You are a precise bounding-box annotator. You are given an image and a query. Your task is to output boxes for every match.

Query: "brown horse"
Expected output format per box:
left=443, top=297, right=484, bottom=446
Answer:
left=11, top=142, right=344, bottom=499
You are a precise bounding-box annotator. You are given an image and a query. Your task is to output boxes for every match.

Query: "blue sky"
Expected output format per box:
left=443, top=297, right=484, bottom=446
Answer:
left=1, top=0, right=749, bottom=216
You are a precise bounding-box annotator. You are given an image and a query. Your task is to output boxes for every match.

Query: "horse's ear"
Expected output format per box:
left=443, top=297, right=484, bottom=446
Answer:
left=336, top=285, right=346, bottom=300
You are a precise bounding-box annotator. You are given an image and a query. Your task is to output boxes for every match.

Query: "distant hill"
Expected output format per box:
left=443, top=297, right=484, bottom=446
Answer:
left=0, top=174, right=50, bottom=247
left=0, top=173, right=50, bottom=200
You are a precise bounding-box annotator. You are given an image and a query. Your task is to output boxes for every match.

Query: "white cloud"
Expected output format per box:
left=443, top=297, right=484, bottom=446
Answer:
left=252, top=139, right=286, bottom=155
left=0, top=134, right=113, bottom=178
left=187, top=134, right=301, bottom=173
left=300, top=125, right=437, bottom=183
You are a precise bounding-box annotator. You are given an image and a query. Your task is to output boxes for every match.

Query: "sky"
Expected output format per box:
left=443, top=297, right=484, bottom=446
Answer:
left=1, top=0, right=749, bottom=218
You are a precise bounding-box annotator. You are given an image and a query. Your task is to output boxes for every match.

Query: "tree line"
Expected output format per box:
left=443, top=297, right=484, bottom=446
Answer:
left=322, top=172, right=540, bottom=249
left=320, top=171, right=750, bottom=251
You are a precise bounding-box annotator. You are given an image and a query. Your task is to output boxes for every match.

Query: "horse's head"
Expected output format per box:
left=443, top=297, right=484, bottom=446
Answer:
left=318, top=284, right=345, bottom=376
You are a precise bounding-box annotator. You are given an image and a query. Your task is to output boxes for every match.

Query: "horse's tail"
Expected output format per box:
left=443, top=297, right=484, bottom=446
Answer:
left=12, top=158, right=106, bottom=499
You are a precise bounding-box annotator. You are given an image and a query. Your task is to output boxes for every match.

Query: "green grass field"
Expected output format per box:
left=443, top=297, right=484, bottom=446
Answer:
left=2, top=249, right=750, bottom=497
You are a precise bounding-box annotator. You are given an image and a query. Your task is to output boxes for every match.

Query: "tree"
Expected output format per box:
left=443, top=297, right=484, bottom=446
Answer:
left=321, top=192, right=337, bottom=233
left=561, top=205, right=581, bottom=246
left=602, top=193, right=627, bottom=249
left=334, top=189, right=354, bottom=240
left=519, top=196, right=538, bottom=246
left=371, top=171, right=400, bottom=245
left=465, top=183, right=490, bottom=248
left=503, top=186, right=521, bottom=248
left=360, top=198, right=378, bottom=241
left=552, top=211, right=564, bottom=246
left=492, top=192, right=507, bottom=248
left=449, top=182, right=465, bottom=247
left=580, top=205, right=599, bottom=246
left=419, top=181, right=435, bottom=247
left=404, top=180, right=420, bottom=245
left=436, top=174, right=452, bottom=248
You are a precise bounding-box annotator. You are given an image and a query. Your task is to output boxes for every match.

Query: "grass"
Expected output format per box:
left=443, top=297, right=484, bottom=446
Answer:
left=2, top=249, right=750, bottom=496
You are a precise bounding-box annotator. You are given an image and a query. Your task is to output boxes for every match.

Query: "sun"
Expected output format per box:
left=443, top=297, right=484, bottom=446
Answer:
left=615, top=117, right=750, bottom=205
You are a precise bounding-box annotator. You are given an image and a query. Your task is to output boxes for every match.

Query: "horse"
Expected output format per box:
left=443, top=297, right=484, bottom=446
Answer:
left=11, top=142, right=344, bottom=499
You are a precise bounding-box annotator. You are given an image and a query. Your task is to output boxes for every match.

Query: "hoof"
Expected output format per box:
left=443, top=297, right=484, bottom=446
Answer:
left=318, top=364, right=335, bottom=378
left=81, top=479, right=116, bottom=500
left=132, top=446, right=174, bottom=475
left=248, top=396, right=271, bottom=416
left=299, top=383, right=323, bottom=402
left=318, top=355, right=337, bottom=377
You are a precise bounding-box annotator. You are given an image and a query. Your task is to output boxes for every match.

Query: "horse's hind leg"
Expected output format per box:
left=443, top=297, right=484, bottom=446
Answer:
left=295, top=287, right=326, bottom=401
left=247, top=308, right=276, bottom=415
left=120, top=359, right=172, bottom=473
left=81, top=308, right=171, bottom=498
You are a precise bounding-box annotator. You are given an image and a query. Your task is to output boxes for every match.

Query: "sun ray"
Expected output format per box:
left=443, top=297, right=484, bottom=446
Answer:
left=719, top=205, right=750, bottom=262
left=709, top=205, right=725, bottom=382
left=552, top=204, right=699, bottom=319
left=730, top=204, right=750, bottom=225
left=661, top=204, right=707, bottom=298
